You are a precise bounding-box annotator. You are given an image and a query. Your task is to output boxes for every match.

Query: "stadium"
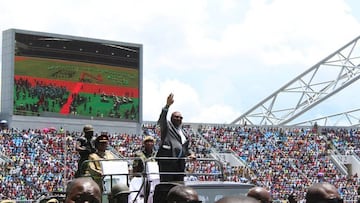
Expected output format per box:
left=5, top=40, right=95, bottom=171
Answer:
left=1, top=29, right=360, bottom=203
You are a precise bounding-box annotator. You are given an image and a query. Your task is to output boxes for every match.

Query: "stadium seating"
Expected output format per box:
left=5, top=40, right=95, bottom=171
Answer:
left=1, top=125, right=360, bottom=202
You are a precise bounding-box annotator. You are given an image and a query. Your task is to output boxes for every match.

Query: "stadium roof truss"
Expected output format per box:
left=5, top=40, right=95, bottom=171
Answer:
left=231, top=35, right=360, bottom=126
left=289, top=108, right=360, bottom=127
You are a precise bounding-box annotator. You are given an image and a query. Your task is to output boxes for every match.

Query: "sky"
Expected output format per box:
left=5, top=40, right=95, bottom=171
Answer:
left=1, top=0, right=360, bottom=125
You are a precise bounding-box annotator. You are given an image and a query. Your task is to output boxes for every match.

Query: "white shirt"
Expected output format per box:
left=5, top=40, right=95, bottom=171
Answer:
left=178, top=128, right=187, bottom=144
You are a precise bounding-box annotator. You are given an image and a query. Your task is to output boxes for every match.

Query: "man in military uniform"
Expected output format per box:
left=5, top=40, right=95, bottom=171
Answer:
left=88, top=132, right=115, bottom=191
left=75, top=124, right=96, bottom=178
left=129, top=135, right=157, bottom=203
left=132, top=136, right=157, bottom=174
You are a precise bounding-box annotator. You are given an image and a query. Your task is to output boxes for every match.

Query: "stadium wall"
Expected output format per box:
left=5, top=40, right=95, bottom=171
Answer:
left=11, top=115, right=140, bottom=134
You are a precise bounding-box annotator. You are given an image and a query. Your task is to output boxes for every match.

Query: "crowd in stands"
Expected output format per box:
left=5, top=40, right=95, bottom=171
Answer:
left=199, top=125, right=360, bottom=201
left=1, top=124, right=360, bottom=202
left=326, top=128, right=360, bottom=156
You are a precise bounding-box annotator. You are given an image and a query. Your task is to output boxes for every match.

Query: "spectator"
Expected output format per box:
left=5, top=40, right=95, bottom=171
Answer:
left=75, top=124, right=96, bottom=178
left=156, top=93, right=195, bottom=182
left=247, top=187, right=272, bottom=203
left=305, top=182, right=342, bottom=203
left=64, top=177, right=101, bottom=203
left=167, top=185, right=200, bottom=203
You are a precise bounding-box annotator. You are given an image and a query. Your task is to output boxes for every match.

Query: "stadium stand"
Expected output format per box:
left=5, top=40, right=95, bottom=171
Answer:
left=1, top=124, right=360, bottom=202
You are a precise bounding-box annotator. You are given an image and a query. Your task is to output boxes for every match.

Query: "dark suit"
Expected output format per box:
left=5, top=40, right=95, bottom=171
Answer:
left=156, top=107, right=191, bottom=182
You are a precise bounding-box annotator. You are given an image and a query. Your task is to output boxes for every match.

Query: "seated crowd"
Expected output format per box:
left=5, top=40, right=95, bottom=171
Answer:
left=0, top=124, right=360, bottom=202
left=198, top=125, right=360, bottom=201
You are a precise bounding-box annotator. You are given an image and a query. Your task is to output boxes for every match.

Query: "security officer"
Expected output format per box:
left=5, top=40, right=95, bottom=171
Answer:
left=130, top=135, right=157, bottom=203
left=132, top=135, right=157, bottom=174
left=88, top=132, right=115, bottom=191
left=75, top=124, right=96, bottom=177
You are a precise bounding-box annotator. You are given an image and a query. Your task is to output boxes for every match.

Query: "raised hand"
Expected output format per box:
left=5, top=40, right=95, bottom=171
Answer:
left=166, top=93, right=174, bottom=107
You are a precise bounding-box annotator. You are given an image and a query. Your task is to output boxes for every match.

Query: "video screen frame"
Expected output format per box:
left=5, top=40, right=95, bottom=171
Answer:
left=1, top=29, right=143, bottom=123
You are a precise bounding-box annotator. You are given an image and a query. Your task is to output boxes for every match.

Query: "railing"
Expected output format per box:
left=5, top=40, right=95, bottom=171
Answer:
left=79, top=157, right=226, bottom=203
left=329, top=149, right=349, bottom=175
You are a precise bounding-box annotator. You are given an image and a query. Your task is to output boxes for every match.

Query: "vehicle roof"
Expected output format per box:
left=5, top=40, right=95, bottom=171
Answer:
left=184, top=181, right=255, bottom=188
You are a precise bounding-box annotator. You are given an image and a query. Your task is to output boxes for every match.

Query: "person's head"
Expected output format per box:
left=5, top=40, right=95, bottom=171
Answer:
left=109, top=183, right=129, bottom=203
left=215, top=196, right=260, bottom=203
left=95, top=133, right=109, bottom=152
left=247, top=187, right=272, bottom=203
left=167, top=185, right=200, bottom=203
left=65, top=177, right=101, bottom=203
left=132, top=158, right=144, bottom=173
left=83, top=124, right=94, bottom=139
left=171, top=111, right=183, bottom=128
left=143, top=135, right=155, bottom=152
left=305, top=182, right=342, bottom=203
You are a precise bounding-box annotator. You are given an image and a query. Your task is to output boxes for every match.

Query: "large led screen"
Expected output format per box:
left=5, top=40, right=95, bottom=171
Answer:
left=13, top=32, right=142, bottom=122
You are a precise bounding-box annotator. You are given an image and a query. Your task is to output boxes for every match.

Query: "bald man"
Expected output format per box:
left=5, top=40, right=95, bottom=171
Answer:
left=167, top=185, right=200, bottom=203
left=247, top=186, right=272, bottom=203
left=305, top=182, right=342, bottom=203
left=65, top=177, right=102, bottom=203
left=156, top=93, right=195, bottom=182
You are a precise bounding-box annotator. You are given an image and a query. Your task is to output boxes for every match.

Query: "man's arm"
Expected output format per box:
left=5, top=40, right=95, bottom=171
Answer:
left=157, top=93, right=174, bottom=140
left=88, top=154, right=103, bottom=176
left=75, top=138, right=86, bottom=151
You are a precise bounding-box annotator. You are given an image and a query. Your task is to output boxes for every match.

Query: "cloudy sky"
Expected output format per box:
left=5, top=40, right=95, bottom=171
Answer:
left=1, top=0, right=360, bottom=124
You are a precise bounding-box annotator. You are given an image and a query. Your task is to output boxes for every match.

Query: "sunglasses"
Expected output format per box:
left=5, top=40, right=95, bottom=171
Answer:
left=173, top=115, right=183, bottom=119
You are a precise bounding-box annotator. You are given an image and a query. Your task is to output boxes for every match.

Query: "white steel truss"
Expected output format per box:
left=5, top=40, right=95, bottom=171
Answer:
left=231, top=35, right=360, bottom=126
left=289, top=108, right=360, bottom=127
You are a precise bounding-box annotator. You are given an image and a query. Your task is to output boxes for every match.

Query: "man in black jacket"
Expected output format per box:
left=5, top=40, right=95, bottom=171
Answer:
left=156, top=93, right=195, bottom=182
